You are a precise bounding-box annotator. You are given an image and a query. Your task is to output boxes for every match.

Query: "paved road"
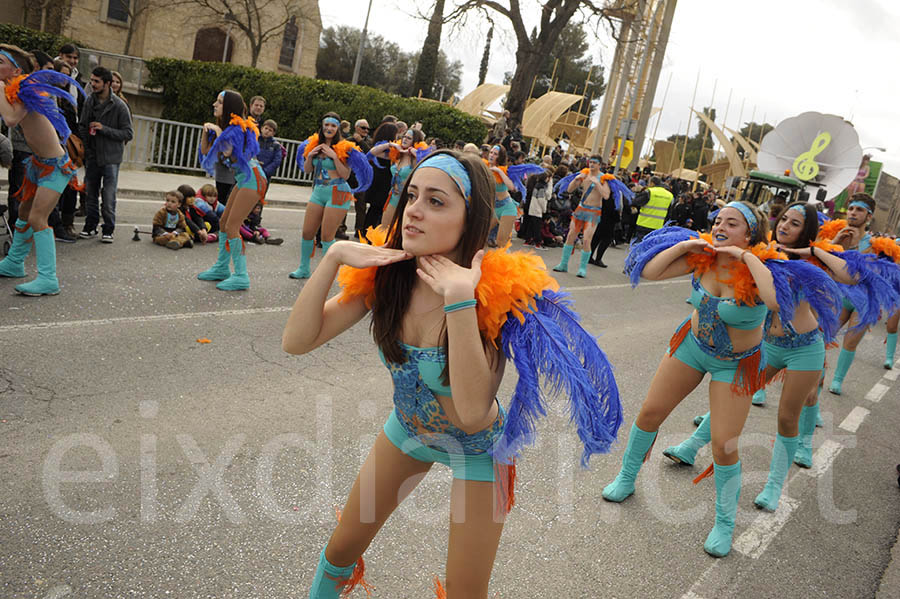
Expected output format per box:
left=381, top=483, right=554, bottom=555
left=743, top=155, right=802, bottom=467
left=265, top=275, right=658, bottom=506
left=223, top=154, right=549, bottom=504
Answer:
left=1, top=199, right=898, bottom=598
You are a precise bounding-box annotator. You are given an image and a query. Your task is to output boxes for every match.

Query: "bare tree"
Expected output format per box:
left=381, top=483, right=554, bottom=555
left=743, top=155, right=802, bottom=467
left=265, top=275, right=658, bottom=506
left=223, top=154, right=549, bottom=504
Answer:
left=446, top=0, right=627, bottom=124
left=178, top=0, right=300, bottom=67
left=123, top=0, right=184, bottom=55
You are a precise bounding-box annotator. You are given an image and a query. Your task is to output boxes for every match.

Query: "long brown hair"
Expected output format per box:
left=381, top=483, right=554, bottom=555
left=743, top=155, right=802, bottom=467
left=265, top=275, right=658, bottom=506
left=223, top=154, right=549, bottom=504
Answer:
left=0, top=44, right=36, bottom=74
left=371, top=150, right=495, bottom=379
left=773, top=202, right=818, bottom=249
left=317, top=111, right=343, bottom=146
left=217, top=90, right=246, bottom=130
left=721, top=200, right=769, bottom=246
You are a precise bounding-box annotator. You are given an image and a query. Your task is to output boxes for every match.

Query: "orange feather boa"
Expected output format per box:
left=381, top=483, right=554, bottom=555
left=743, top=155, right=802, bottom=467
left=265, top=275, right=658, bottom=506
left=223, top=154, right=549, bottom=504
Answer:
left=336, top=227, right=559, bottom=345
left=302, top=134, right=359, bottom=162
left=228, top=114, right=259, bottom=136
left=3, top=74, right=26, bottom=106
left=817, top=219, right=847, bottom=243
left=482, top=159, right=508, bottom=184
left=684, top=233, right=785, bottom=305
left=870, top=237, right=900, bottom=263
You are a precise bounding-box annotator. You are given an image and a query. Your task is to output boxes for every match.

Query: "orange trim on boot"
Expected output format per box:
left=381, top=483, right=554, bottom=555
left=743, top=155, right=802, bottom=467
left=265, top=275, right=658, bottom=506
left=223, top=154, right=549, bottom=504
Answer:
left=693, top=463, right=714, bottom=484
left=433, top=576, right=447, bottom=599
left=494, top=461, right=516, bottom=515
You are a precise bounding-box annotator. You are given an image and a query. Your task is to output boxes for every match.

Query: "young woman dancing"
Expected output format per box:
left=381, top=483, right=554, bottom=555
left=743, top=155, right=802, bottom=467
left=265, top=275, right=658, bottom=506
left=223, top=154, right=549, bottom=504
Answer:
left=0, top=44, right=83, bottom=296
left=197, top=90, right=267, bottom=291
left=367, top=127, right=428, bottom=228
left=604, top=201, right=835, bottom=557
left=664, top=203, right=850, bottom=511
left=283, top=150, right=622, bottom=597
left=289, top=112, right=372, bottom=279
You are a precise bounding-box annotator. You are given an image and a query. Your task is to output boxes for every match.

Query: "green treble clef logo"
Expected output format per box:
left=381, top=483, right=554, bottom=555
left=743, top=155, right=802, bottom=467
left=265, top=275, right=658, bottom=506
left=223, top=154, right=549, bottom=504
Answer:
left=792, top=132, right=831, bottom=181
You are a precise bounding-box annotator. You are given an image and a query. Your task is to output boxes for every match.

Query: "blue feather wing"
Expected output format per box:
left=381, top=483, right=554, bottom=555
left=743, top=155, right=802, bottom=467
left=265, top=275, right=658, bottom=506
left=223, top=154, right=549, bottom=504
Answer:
left=496, top=289, right=623, bottom=467
left=366, top=141, right=390, bottom=168
left=817, top=212, right=830, bottom=225
left=554, top=172, right=578, bottom=197
left=295, top=139, right=310, bottom=171
left=198, top=130, right=218, bottom=176
left=202, top=124, right=257, bottom=180
left=837, top=250, right=898, bottom=329
left=414, top=146, right=434, bottom=163
left=17, top=71, right=84, bottom=142
left=765, top=259, right=842, bottom=342
left=624, top=226, right=698, bottom=287
left=507, top=163, right=545, bottom=198
left=347, top=147, right=373, bottom=193
left=607, top=178, right=634, bottom=211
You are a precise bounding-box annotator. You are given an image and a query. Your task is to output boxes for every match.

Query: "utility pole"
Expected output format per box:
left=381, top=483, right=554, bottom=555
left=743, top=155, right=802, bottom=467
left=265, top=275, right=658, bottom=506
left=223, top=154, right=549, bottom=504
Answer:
left=352, top=0, right=374, bottom=85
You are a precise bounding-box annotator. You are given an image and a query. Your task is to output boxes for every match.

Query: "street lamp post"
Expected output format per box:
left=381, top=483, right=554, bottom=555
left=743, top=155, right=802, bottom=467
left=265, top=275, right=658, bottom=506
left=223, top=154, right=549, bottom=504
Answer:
left=352, top=0, right=374, bottom=86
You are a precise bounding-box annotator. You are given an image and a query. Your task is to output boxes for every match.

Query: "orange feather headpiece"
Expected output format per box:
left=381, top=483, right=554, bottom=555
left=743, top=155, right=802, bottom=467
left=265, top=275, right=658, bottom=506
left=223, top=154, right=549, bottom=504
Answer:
left=685, top=233, right=786, bottom=305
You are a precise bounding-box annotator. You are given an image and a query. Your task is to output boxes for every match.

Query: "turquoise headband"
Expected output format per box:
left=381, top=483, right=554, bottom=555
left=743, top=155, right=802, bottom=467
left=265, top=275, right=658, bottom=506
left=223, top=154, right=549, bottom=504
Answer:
left=0, top=50, right=20, bottom=69
left=725, top=201, right=758, bottom=238
left=788, top=204, right=807, bottom=215
left=417, top=154, right=471, bottom=209
left=849, top=200, right=873, bottom=213
left=323, top=117, right=340, bottom=126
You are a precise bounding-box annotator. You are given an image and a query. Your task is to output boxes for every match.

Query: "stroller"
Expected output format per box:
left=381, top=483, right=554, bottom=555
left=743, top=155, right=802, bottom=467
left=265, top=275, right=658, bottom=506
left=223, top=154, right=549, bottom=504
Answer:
left=0, top=204, right=12, bottom=256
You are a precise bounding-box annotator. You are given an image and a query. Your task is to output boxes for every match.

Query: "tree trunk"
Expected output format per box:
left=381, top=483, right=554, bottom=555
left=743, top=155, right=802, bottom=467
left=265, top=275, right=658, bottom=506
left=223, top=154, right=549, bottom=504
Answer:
left=250, top=42, right=261, bottom=68
left=412, top=0, right=445, bottom=98
left=504, top=47, right=544, bottom=124
left=477, top=25, right=493, bottom=86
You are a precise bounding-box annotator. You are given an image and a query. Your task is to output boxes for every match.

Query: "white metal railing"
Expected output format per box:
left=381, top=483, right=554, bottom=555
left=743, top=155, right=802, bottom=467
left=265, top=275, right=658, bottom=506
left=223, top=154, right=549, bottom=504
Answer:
left=123, top=115, right=312, bottom=184
left=78, top=48, right=157, bottom=95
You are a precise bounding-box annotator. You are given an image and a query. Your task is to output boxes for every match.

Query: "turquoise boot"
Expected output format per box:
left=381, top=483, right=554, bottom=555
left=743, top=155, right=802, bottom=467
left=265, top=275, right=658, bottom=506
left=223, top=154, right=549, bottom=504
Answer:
left=751, top=389, right=767, bottom=406
left=198, top=235, right=231, bottom=281
left=576, top=250, right=591, bottom=278
left=753, top=433, right=798, bottom=511
left=0, top=219, right=33, bottom=278
left=815, top=381, right=824, bottom=428
left=602, top=422, right=657, bottom=502
left=794, top=404, right=818, bottom=468
left=553, top=244, right=573, bottom=273
left=290, top=238, right=315, bottom=279
left=321, top=239, right=336, bottom=256
left=309, top=547, right=363, bottom=599
left=886, top=332, right=898, bottom=369
left=216, top=238, right=249, bottom=291
left=704, top=461, right=741, bottom=558
left=663, top=411, right=710, bottom=466
left=15, top=228, right=59, bottom=296
left=828, top=349, right=855, bottom=395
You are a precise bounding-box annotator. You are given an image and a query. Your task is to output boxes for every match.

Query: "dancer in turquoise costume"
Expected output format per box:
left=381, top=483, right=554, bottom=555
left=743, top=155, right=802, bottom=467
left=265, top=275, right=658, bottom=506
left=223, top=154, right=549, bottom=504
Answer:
left=290, top=112, right=373, bottom=280
left=196, top=90, right=268, bottom=291
left=283, top=151, right=621, bottom=597
left=0, top=44, right=84, bottom=296
left=367, top=127, right=430, bottom=229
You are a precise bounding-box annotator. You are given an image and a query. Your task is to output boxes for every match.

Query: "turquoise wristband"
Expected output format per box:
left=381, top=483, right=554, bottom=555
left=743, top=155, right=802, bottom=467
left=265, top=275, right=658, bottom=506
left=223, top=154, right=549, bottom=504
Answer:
left=443, top=299, right=477, bottom=313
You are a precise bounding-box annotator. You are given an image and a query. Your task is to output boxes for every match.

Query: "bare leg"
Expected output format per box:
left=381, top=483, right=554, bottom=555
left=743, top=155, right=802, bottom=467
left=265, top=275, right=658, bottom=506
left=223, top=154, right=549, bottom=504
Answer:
left=301, top=202, right=325, bottom=241
left=325, top=431, right=433, bottom=567
left=219, top=188, right=259, bottom=239
left=496, top=214, right=517, bottom=246
left=320, top=206, right=348, bottom=243
left=707, top=381, right=752, bottom=465
left=635, top=352, right=707, bottom=432
left=776, top=370, right=822, bottom=437
left=19, top=186, right=60, bottom=230
left=443, top=479, right=505, bottom=598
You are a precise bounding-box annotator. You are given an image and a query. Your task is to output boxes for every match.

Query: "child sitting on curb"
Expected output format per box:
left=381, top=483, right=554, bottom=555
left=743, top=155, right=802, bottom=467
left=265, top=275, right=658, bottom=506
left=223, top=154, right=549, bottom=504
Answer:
left=152, top=191, right=192, bottom=250
left=177, top=184, right=210, bottom=244
left=194, top=184, right=224, bottom=218
left=240, top=201, right=283, bottom=245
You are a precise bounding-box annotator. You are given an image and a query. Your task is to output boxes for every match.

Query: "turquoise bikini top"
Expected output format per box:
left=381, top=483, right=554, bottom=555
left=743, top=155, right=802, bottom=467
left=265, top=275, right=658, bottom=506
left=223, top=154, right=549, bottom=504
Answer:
left=495, top=182, right=508, bottom=193
left=314, top=156, right=336, bottom=171
left=313, top=156, right=345, bottom=187
left=378, top=343, right=452, bottom=397
left=689, top=277, right=766, bottom=354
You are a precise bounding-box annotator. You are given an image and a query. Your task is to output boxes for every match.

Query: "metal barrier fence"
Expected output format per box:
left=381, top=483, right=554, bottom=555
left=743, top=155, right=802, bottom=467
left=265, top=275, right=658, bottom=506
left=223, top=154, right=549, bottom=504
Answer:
left=123, top=115, right=312, bottom=184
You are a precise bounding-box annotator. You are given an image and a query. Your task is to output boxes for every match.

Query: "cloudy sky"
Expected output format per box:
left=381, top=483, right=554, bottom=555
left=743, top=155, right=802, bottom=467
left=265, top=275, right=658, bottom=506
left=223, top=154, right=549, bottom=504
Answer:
left=321, top=0, right=899, bottom=175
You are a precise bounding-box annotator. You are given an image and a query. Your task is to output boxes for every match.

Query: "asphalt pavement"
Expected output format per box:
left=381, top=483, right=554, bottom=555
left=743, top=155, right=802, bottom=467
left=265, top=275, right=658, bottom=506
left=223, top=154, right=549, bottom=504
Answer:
left=0, top=173, right=898, bottom=598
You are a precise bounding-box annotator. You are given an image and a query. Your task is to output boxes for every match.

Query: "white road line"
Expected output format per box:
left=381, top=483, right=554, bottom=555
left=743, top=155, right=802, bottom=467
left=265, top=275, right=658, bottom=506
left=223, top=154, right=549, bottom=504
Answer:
left=839, top=406, right=871, bottom=433
left=565, top=279, right=681, bottom=291
left=732, top=496, right=800, bottom=559
left=118, top=198, right=303, bottom=212
left=0, top=306, right=292, bottom=333
left=680, top=562, right=720, bottom=599
left=802, top=438, right=844, bottom=478
left=865, top=382, right=889, bottom=403
left=883, top=366, right=900, bottom=382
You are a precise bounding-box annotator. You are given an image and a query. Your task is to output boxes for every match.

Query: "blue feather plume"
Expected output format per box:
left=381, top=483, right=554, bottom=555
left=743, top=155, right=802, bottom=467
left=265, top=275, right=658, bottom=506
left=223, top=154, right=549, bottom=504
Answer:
left=554, top=171, right=579, bottom=197
left=607, top=178, right=634, bottom=211
left=414, top=145, right=435, bottom=164
left=346, top=146, right=373, bottom=193
left=294, top=139, right=310, bottom=171
left=200, top=123, right=259, bottom=180
left=837, top=250, right=898, bottom=329
left=817, top=212, right=830, bottom=225
left=624, top=226, right=697, bottom=287
left=15, top=70, right=84, bottom=142
left=766, top=259, right=842, bottom=342
left=366, top=141, right=390, bottom=168
left=496, top=289, right=623, bottom=467
left=507, top=163, right=546, bottom=199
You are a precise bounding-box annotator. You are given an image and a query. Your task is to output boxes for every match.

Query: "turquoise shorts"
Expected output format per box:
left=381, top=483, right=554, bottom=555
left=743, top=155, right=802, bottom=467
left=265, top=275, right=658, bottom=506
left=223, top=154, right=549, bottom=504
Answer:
left=763, top=338, right=825, bottom=372
left=669, top=331, right=745, bottom=384
left=495, top=196, right=518, bottom=218
left=24, top=154, right=75, bottom=196
left=842, top=297, right=856, bottom=313
left=573, top=204, right=602, bottom=227
left=383, top=409, right=496, bottom=482
left=309, top=182, right=354, bottom=210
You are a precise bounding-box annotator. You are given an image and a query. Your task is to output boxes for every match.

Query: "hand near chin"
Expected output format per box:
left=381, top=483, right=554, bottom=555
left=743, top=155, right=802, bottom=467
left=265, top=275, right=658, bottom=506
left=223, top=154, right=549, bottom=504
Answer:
left=416, top=250, right=485, bottom=301
left=714, top=245, right=746, bottom=260
left=329, top=241, right=411, bottom=269
left=681, top=238, right=715, bottom=255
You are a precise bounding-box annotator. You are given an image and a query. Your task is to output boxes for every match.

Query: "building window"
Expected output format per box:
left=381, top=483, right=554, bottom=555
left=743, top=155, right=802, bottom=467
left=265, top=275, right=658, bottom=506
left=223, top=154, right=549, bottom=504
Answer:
left=279, top=17, right=298, bottom=68
left=192, top=27, right=233, bottom=63
left=107, top=0, right=130, bottom=23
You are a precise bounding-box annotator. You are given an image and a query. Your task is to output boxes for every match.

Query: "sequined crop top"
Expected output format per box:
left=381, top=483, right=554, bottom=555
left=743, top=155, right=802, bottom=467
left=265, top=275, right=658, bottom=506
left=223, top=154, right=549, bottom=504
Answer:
left=763, top=309, right=822, bottom=349
left=378, top=343, right=505, bottom=454
left=391, top=164, right=413, bottom=195
left=313, top=156, right=345, bottom=187
left=689, top=277, right=767, bottom=354
left=495, top=182, right=508, bottom=194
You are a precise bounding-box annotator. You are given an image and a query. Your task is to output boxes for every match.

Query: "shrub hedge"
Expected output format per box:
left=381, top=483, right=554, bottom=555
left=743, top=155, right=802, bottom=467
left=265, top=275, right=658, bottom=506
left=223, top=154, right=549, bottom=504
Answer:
left=145, top=58, right=487, bottom=143
left=0, top=23, right=81, bottom=57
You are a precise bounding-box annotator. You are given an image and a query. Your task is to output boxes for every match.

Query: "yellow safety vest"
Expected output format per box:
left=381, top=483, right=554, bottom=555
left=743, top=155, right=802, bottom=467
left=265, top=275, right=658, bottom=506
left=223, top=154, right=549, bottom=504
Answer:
left=636, top=186, right=674, bottom=230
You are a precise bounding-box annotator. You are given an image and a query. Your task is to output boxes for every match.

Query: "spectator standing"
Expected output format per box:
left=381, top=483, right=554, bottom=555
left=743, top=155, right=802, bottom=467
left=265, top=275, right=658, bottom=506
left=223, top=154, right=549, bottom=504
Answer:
left=6, top=124, right=30, bottom=223
left=630, top=175, right=673, bottom=242
left=256, top=119, right=285, bottom=180
left=491, top=110, right=509, bottom=143
left=48, top=58, right=81, bottom=242
left=248, top=96, right=266, bottom=123
left=691, top=192, right=709, bottom=232
left=350, top=119, right=371, bottom=236
left=79, top=66, right=133, bottom=242
left=362, top=121, right=397, bottom=230
left=110, top=71, right=129, bottom=110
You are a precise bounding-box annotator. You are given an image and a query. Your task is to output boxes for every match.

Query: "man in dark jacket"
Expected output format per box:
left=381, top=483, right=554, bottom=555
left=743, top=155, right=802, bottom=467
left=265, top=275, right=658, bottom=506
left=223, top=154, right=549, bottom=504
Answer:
left=79, top=66, right=133, bottom=242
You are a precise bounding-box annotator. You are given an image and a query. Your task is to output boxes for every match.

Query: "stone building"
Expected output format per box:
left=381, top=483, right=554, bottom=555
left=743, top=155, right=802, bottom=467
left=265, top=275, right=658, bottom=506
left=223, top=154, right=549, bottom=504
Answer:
left=13, top=0, right=321, bottom=78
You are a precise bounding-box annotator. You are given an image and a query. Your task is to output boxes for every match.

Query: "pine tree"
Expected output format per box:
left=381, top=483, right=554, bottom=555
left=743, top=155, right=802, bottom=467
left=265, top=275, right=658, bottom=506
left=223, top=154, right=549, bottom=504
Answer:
left=478, top=26, right=493, bottom=86
left=412, top=0, right=445, bottom=98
